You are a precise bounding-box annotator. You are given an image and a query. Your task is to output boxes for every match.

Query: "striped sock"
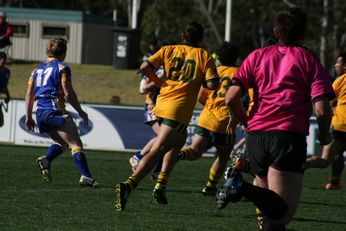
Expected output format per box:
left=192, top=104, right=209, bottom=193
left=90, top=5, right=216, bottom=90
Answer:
left=155, top=172, right=169, bottom=190
left=125, top=175, right=138, bottom=190
left=179, top=148, right=198, bottom=161
left=206, top=167, right=222, bottom=188
left=256, top=207, right=264, bottom=226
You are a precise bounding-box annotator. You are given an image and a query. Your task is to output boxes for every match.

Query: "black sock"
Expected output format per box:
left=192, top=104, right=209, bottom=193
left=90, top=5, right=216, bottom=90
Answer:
left=262, top=220, right=286, bottom=231
left=240, top=181, right=287, bottom=221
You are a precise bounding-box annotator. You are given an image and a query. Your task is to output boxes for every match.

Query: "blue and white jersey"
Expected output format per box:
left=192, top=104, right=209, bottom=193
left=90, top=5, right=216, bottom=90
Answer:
left=29, top=58, right=71, bottom=113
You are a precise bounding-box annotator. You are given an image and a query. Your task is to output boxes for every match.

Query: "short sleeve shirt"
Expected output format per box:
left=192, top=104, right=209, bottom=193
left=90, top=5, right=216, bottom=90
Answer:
left=147, top=44, right=219, bottom=125
left=234, top=45, right=335, bottom=135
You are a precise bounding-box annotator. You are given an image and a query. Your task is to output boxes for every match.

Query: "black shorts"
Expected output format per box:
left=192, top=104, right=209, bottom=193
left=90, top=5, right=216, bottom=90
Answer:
left=246, top=131, right=307, bottom=176
left=331, top=129, right=346, bottom=143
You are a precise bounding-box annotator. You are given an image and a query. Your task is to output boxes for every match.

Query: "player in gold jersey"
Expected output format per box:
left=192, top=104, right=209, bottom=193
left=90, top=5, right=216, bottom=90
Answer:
left=176, top=42, right=240, bottom=196
left=306, top=52, right=346, bottom=190
left=114, top=21, right=219, bottom=211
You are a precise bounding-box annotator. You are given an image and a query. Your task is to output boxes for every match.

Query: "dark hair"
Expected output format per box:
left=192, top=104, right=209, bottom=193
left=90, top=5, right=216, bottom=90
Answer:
left=46, top=37, right=67, bottom=57
left=218, top=42, right=239, bottom=66
left=0, top=51, right=7, bottom=60
left=162, top=39, right=177, bottom=46
left=275, top=7, right=307, bottom=43
left=263, top=37, right=278, bottom=47
left=149, top=38, right=158, bottom=46
left=184, top=21, right=204, bottom=44
left=337, top=52, right=346, bottom=63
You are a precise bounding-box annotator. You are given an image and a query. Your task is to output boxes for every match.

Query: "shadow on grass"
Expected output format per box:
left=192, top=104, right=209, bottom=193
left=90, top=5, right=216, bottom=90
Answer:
left=299, top=200, right=346, bottom=208
left=294, top=217, right=346, bottom=225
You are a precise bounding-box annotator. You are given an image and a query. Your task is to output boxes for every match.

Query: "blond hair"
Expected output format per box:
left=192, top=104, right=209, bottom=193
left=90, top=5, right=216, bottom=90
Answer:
left=46, top=37, right=67, bottom=57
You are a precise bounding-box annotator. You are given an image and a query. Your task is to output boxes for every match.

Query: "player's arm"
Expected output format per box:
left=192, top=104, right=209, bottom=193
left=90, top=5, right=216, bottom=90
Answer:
left=140, top=62, right=162, bottom=88
left=60, top=70, right=88, bottom=123
left=139, top=78, right=156, bottom=95
left=225, top=80, right=247, bottom=133
left=0, top=86, right=10, bottom=103
left=198, top=86, right=208, bottom=105
left=313, top=96, right=332, bottom=145
left=205, top=78, right=219, bottom=90
left=25, top=76, right=36, bottom=131
left=4, top=86, right=9, bottom=103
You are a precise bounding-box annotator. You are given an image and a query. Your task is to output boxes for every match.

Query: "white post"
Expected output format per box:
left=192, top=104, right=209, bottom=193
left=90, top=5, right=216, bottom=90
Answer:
left=225, top=0, right=232, bottom=42
left=131, top=0, right=138, bottom=29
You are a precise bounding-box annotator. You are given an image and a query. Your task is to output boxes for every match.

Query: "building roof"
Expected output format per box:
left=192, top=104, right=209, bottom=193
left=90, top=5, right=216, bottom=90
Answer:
left=0, top=7, right=112, bottom=24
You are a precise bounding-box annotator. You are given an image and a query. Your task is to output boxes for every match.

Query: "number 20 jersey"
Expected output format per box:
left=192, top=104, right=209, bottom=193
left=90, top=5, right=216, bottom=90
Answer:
left=147, top=44, right=219, bottom=125
left=28, top=58, right=71, bottom=113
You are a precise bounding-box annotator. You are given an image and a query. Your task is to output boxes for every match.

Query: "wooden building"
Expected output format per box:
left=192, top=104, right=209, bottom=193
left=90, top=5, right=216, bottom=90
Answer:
left=0, top=7, right=113, bottom=65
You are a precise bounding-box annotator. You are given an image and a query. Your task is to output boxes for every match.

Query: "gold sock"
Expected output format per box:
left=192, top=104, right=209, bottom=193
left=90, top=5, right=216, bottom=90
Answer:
left=125, top=175, right=138, bottom=190
left=155, top=172, right=169, bottom=190
left=256, top=207, right=264, bottom=224
left=206, top=167, right=222, bottom=188
left=179, top=147, right=193, bottom=160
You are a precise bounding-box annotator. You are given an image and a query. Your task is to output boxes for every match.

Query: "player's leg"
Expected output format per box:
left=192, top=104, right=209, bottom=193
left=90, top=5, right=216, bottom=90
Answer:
left=217, top=131, right=306, bottom=229
left=152, top=134, right=186, bottom=204
left=35, top=110, right=67, bottom=182
left=202, top=133, right=233, bottom=195
left=37, top=130, right=67, bottom=182
left=56, top=118, right=98, bottom=187
left=129, top=137, right=156, bottom=171
left=305, top=143, right=331, bottom=169
left=129, top=121, right=160, bottom=172
left=326, top=137, right=346, bottom=189
left=253, top=178, right=266, bottom=230
left=150, top=122, right=164, bottom=180
left=264, top=168, right=303, bottom=226
left=115, top=120, right=187, bottom=210
left=132, top=123, right=186, bottom=183
left=179, top=127, right=211, bottom=161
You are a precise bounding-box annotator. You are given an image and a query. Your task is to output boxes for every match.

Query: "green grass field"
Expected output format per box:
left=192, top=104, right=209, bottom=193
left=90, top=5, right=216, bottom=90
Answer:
left=1, top=145, right=345, bottom=231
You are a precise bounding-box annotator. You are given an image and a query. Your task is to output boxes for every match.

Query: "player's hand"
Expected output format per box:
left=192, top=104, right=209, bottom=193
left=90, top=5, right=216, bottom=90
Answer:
left=26, top=118, right=36, bottom=132
left=79, top=110, right=88, bottom=124
left=226, top=118, right=238, bottom=135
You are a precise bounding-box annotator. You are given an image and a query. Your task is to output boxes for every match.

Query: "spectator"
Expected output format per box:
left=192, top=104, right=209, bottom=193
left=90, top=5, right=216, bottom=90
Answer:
left=0, top=12, right=12, bottom=49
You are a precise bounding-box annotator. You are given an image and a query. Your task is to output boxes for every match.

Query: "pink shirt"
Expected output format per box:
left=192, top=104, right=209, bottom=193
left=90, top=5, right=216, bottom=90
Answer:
left=234, top=45, right=334, bottom=135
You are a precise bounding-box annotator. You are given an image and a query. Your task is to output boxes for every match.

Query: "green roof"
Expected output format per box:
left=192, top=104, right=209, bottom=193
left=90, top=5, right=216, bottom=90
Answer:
left=0, top=7, right=112, bottom=24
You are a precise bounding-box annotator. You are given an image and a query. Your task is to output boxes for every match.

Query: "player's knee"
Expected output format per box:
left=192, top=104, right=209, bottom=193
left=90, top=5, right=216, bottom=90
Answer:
left=71, top=146, right=83, bottom=154
left=55, top=142, right=68, bottom=152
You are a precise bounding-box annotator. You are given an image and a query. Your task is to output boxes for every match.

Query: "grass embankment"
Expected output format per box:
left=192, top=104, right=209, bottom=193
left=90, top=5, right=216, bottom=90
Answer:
left=7, top=62, right=145, bottom=106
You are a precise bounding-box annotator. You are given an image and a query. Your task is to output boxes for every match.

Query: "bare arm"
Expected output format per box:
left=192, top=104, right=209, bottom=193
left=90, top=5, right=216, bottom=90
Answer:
left=314, top=98, right=332, bottom=145
left=205, top=78, right=219, bottom=90
left=25, top=82, right=35, bottom=131
left=197, top=86, right=208, bottom=105
left=225, top=85, right=247, bottom=127
left=140, top=62, right=162, bottom=88
left=61, top=80, right=88, bottom=123
left=139, top=78, right=157, bottom=95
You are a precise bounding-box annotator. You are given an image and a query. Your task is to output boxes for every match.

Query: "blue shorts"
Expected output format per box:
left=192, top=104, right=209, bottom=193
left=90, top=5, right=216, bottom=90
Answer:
left=36, top=109, right=67, bottom=133
left=143, top=103, right=157, bottom=125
